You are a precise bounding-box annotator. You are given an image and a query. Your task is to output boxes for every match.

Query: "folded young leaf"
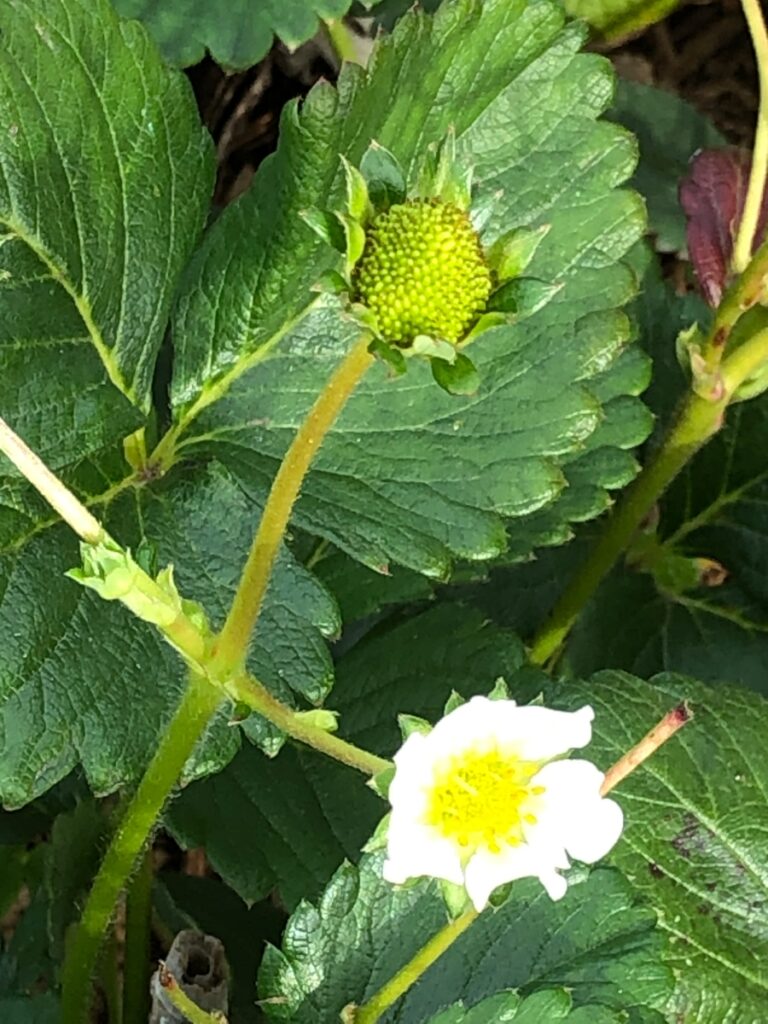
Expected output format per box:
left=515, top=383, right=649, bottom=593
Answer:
left=169, top=0, right=647, bottom=577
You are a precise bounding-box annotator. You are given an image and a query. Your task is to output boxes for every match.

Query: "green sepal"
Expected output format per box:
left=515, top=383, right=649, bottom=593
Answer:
left=411, top=334, right=457, bottom=363
left=360, top=141, right=406, bottom=209
left=300, top=208, right=346, bottom=252
left=470, top=188, right=504, bottom=234
left=487, top=676, right=510, bottom=700
left=488, top=224, right=551, bottom=281
left=123, top=426, right=147, bottom=472
left=368, top=337, right=407, bottom=375
left=431, top=352, right=480, bottom=396
left=415, top=129, right=472, bottom=211
left=361, top=812, right=391, bottom=852
left=335, top=210, right=367, bottom=279
left=398, top=713, right=433, bottom=740
left=311, top=269, right=349, bottom=295
left=340, top=155, right=373, bottom=224
left=443, top=690, right=465, bottom=715
left=489, top=277, right=563, bottom=320
left=461, top=310, right=508, bottom=345
left=368, top=763, right=395, bottom=800
left=293, top=709, right=339, bottom=733
left=440, top=878, right=473, bottom=919
left=347, top=302, right=380, bottom=330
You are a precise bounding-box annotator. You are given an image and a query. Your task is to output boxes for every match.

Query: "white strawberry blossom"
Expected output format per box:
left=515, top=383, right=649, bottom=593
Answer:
left=383, top=696, right=623, bottom=911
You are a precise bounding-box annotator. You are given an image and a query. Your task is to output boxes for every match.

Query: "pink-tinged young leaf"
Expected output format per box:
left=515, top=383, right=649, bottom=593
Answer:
left=680, top=148, right=768, bottom=306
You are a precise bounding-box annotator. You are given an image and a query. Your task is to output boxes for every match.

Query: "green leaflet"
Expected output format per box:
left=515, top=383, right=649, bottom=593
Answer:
left=257, top=855, right=671, bottom=1022
left=111, top=0, right=375, bottom=68
left=565, top=0, right=680, bottom=37
left=543, top=673, right=768, bottom=1024
left=168, top=0, right=648, bottom=577
left=0, top=0, right=213, bottom=416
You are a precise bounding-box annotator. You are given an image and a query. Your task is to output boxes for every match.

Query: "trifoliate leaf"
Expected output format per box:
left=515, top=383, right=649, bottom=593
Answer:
left=257, top=855, right=671, bottom=1022
left=168, top=0, right=647, bottom=577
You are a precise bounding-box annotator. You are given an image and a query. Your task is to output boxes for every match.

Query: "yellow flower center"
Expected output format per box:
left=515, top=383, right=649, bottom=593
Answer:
left=425, top=748, right=545, bottom=855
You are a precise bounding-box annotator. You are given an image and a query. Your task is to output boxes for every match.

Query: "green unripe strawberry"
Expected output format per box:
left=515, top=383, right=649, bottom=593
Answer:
left=355, top=200, right=492, bottom=345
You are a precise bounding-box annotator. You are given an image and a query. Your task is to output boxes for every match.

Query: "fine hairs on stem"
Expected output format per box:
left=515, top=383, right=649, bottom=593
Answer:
left=12, top=334, right=375, bottom=1021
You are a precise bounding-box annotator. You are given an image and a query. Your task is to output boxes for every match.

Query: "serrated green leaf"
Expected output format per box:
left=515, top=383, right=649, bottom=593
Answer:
left=257, top=855, right=670, bottom=1022
left=0, top=463, right=336, bottom=805
left=534, top=672, right=768, bottom=1024
left=111, top=0, right=376, bottom=69
left=167, top=0, right=647, bottom=577
left=0, top=0, right=213, bottom=418
left=606, top=81, right=726, bottom=253
left=425, top=990, right=617, bottom=1024
left=165, top=605, right=525, bottom=906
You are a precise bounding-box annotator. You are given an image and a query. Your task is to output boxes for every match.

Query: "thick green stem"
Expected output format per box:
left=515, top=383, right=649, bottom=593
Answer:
left=529, top=325, right=768, bottom=667
left=733, top=0, right=768, bottom=273
left=229, top=673, right=390, bottom=776
left=353, top=910, right=478, bottom=1024
left=60, top=675, right=223, bottom=1024
left=122, top=847, right=154, bottom=1024
left=211, top=336, right=374, bottom=678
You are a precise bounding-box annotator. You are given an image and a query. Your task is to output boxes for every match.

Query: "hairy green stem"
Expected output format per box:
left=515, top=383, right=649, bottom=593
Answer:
left=122, top=847, right=154, bottom=1024
left=529, top=324, right=768, bottom=667
left=733, top=0, right=768, bottom=273
left=211, top=336, right=374, bottom=678
left=60, top=675, right=223, bottom=1024
left=353, top=910, right=478, bottom=1024
left=230, top=673, right=390, bottom=776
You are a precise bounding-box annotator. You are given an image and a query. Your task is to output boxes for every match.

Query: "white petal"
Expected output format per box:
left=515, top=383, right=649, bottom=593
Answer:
left=529, top=759, right=624, bottom=864
left=463, top=841, right=568, bottom=911
left=384, top=819, right=463, bottom=887
left=494, top=704, right=594, bottom=760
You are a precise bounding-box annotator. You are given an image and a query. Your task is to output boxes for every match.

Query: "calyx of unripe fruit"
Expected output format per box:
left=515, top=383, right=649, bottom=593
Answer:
left=355, top=200, right=492, bottom=345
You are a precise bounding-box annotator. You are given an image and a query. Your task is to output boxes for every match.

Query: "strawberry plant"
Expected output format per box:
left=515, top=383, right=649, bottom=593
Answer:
left=1, top=0, right=768, bottom=1022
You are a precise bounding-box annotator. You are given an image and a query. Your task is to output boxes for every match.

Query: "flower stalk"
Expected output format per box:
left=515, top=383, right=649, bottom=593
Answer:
left=733, top=0, right=768, bottom=274
left=210, top=334, right=374, bottom=678
left=351, top=909, right=478, bottom=1024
